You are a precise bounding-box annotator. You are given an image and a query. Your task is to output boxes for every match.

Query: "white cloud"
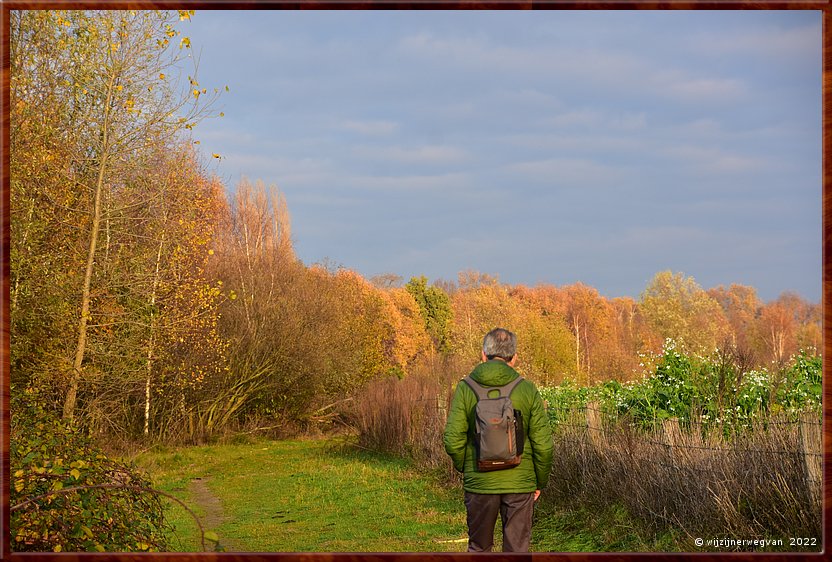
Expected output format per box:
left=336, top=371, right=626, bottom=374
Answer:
left=340, top=119, right=399, bottom=136
left=492, top=88, right=563, bottom=108
left=611, top=112, right=647, bottom=131
left=505, top=157, right=626, bottom=186
left=501, top=132, right=644, bottom=153
left=351, top=144, right=469, bottom=164
left=662, top=76, right=747, bottom=102
left=690, top=22, right=821, bottom=59
left=547, top=110, right=604, bottom=128
left=677, top=118, right=723, bottom=136
left=352, top=172, right=470, bottom=192
left=546, top=109, right=647, bottom=131
left=397, top=32, right=644, bottom=84
left=661, top=145, right=764, bottom=174
left=398, top=30, right=748, bottom=108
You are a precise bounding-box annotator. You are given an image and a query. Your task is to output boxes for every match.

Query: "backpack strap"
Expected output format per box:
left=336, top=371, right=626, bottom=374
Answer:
left=501, top=375, right=524, bottom=397
left=462, top=375, right=524, bottom=400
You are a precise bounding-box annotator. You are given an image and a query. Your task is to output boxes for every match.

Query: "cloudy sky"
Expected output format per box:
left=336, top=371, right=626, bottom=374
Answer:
left=180, top=10, right=821, bottom=303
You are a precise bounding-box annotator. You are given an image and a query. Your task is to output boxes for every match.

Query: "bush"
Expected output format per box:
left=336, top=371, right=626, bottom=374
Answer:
left=11, top=387, right=170, bottom=552
left=541, top=342, right=821, bottom=433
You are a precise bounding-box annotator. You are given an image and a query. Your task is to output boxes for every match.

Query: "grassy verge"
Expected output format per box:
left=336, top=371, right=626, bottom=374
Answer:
left=134, top=436, right=469, bottom=552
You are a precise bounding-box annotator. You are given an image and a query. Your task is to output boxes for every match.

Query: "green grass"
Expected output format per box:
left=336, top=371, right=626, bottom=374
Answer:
left=134, top=437, right=469, bottom=552
left=531, top=502, right=682, bottom=552
left=133, top=436, right=679, bottom=553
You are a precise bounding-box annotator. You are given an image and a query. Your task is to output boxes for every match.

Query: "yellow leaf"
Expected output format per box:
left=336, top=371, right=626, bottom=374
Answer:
left=212, top=153, right=221, bottom=159
left=53, top=545, right=62, bottom=553
left=159, top=73, right=165, bottom=80
left=208, top=249, right=214, bottom=255
left=95, top=544, right=105, bottom=552
left=14, top=480, right=24, bottom=493
left=14, top=469, right=23, bottom=477
left=52, top=481, right=63, bottom=491
left=70, top=468, right=81, bottom=480
left=81, top=526, right=93, bottom=538
left=204, top=531, right=219, bottom=542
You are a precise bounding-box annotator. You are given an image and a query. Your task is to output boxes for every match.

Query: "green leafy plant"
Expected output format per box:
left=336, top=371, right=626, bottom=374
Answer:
left=11, top=387, right=170, bottom=552
left=540, top=342, right=821, bottom=433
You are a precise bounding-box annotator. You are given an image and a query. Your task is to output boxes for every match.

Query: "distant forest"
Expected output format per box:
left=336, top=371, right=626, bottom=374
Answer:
left=10, top=10, right=821, bottom=445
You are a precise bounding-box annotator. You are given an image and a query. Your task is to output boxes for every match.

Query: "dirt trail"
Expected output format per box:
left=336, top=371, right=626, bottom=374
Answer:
left=187, top=477, right=239, bottom=551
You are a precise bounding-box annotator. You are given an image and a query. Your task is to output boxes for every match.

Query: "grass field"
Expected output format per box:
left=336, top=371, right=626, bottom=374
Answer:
left=133, top=436, right=675, bottom=553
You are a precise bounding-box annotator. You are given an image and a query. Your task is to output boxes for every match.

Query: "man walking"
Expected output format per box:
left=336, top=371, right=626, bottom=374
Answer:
left=443, top=327, right=554, bottom=552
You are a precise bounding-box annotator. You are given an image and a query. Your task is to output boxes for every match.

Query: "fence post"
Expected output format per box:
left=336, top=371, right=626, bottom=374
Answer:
left=798, top=413, right=822, bottom=507
left=585, top=401, right=602, bottom=448
left=662, top=418, right=681, bottom=469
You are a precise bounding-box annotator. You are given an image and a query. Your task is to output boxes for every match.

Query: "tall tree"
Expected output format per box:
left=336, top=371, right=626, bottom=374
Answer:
left=707, top=284, right=762, bottom=355
left=405, top=276, right=453, bottom=354
left=58, top=10, right=218, bottom=420
left=11, top=10, right=221, bottom=422
left=10, top=11, right=90, bottom=403
left=640, top=271, right=729, bottom=355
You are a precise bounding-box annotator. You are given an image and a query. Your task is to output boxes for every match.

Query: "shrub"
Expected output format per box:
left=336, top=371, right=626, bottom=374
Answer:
left=541, top=342, right=821, bottom=433
left=11, top=387, right=169, bottom=552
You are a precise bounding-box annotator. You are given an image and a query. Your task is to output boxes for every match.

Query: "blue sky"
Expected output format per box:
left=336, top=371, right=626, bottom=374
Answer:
left=181, top=10, right=821, bottom=303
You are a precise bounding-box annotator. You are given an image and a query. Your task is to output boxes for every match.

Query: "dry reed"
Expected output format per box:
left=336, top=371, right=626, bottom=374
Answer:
left=546, top=406, right=821, bottom=546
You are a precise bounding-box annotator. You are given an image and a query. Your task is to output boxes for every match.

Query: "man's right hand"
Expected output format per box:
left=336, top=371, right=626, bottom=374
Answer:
left=534, top=490, right=541, bottom=502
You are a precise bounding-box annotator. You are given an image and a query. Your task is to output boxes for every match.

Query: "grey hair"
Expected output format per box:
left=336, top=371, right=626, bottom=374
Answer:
left=482, top=328, right=517, bottom=361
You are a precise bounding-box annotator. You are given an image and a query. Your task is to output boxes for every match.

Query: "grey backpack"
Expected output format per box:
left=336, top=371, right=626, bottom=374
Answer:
left=463, top=375, right=525, bottom=472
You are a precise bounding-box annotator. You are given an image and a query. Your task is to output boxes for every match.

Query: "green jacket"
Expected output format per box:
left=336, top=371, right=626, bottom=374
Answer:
left=443, top=360, right=554, bottom=494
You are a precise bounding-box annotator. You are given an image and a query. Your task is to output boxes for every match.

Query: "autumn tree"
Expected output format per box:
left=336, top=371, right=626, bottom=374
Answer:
left=707, top=284, right=762, bottom=357
left=136, top=146, right=228, bottom=439
left=451, top=277, right=576, bottom=386
left=640, top=271, right=729, bottom=355
left=10, top=10, right=223, bottom=425
left=10, top=11, right=90, bottom=407
left=796, top=301, right=822, bottom=353
left=210, top=178, right=305, bottom=430
left=378, top=288, right=432, bottom=376
left=773, top=292, right=820, bottom=354
left=606, top=296, right=661, bottom=379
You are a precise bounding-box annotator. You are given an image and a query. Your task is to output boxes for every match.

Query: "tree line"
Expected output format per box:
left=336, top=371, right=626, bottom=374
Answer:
left=11, top=10, right=821, bottom=445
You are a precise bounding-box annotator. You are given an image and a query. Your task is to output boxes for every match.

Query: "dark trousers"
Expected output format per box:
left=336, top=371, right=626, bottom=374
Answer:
left=464, top=491, right=535, bottom=552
